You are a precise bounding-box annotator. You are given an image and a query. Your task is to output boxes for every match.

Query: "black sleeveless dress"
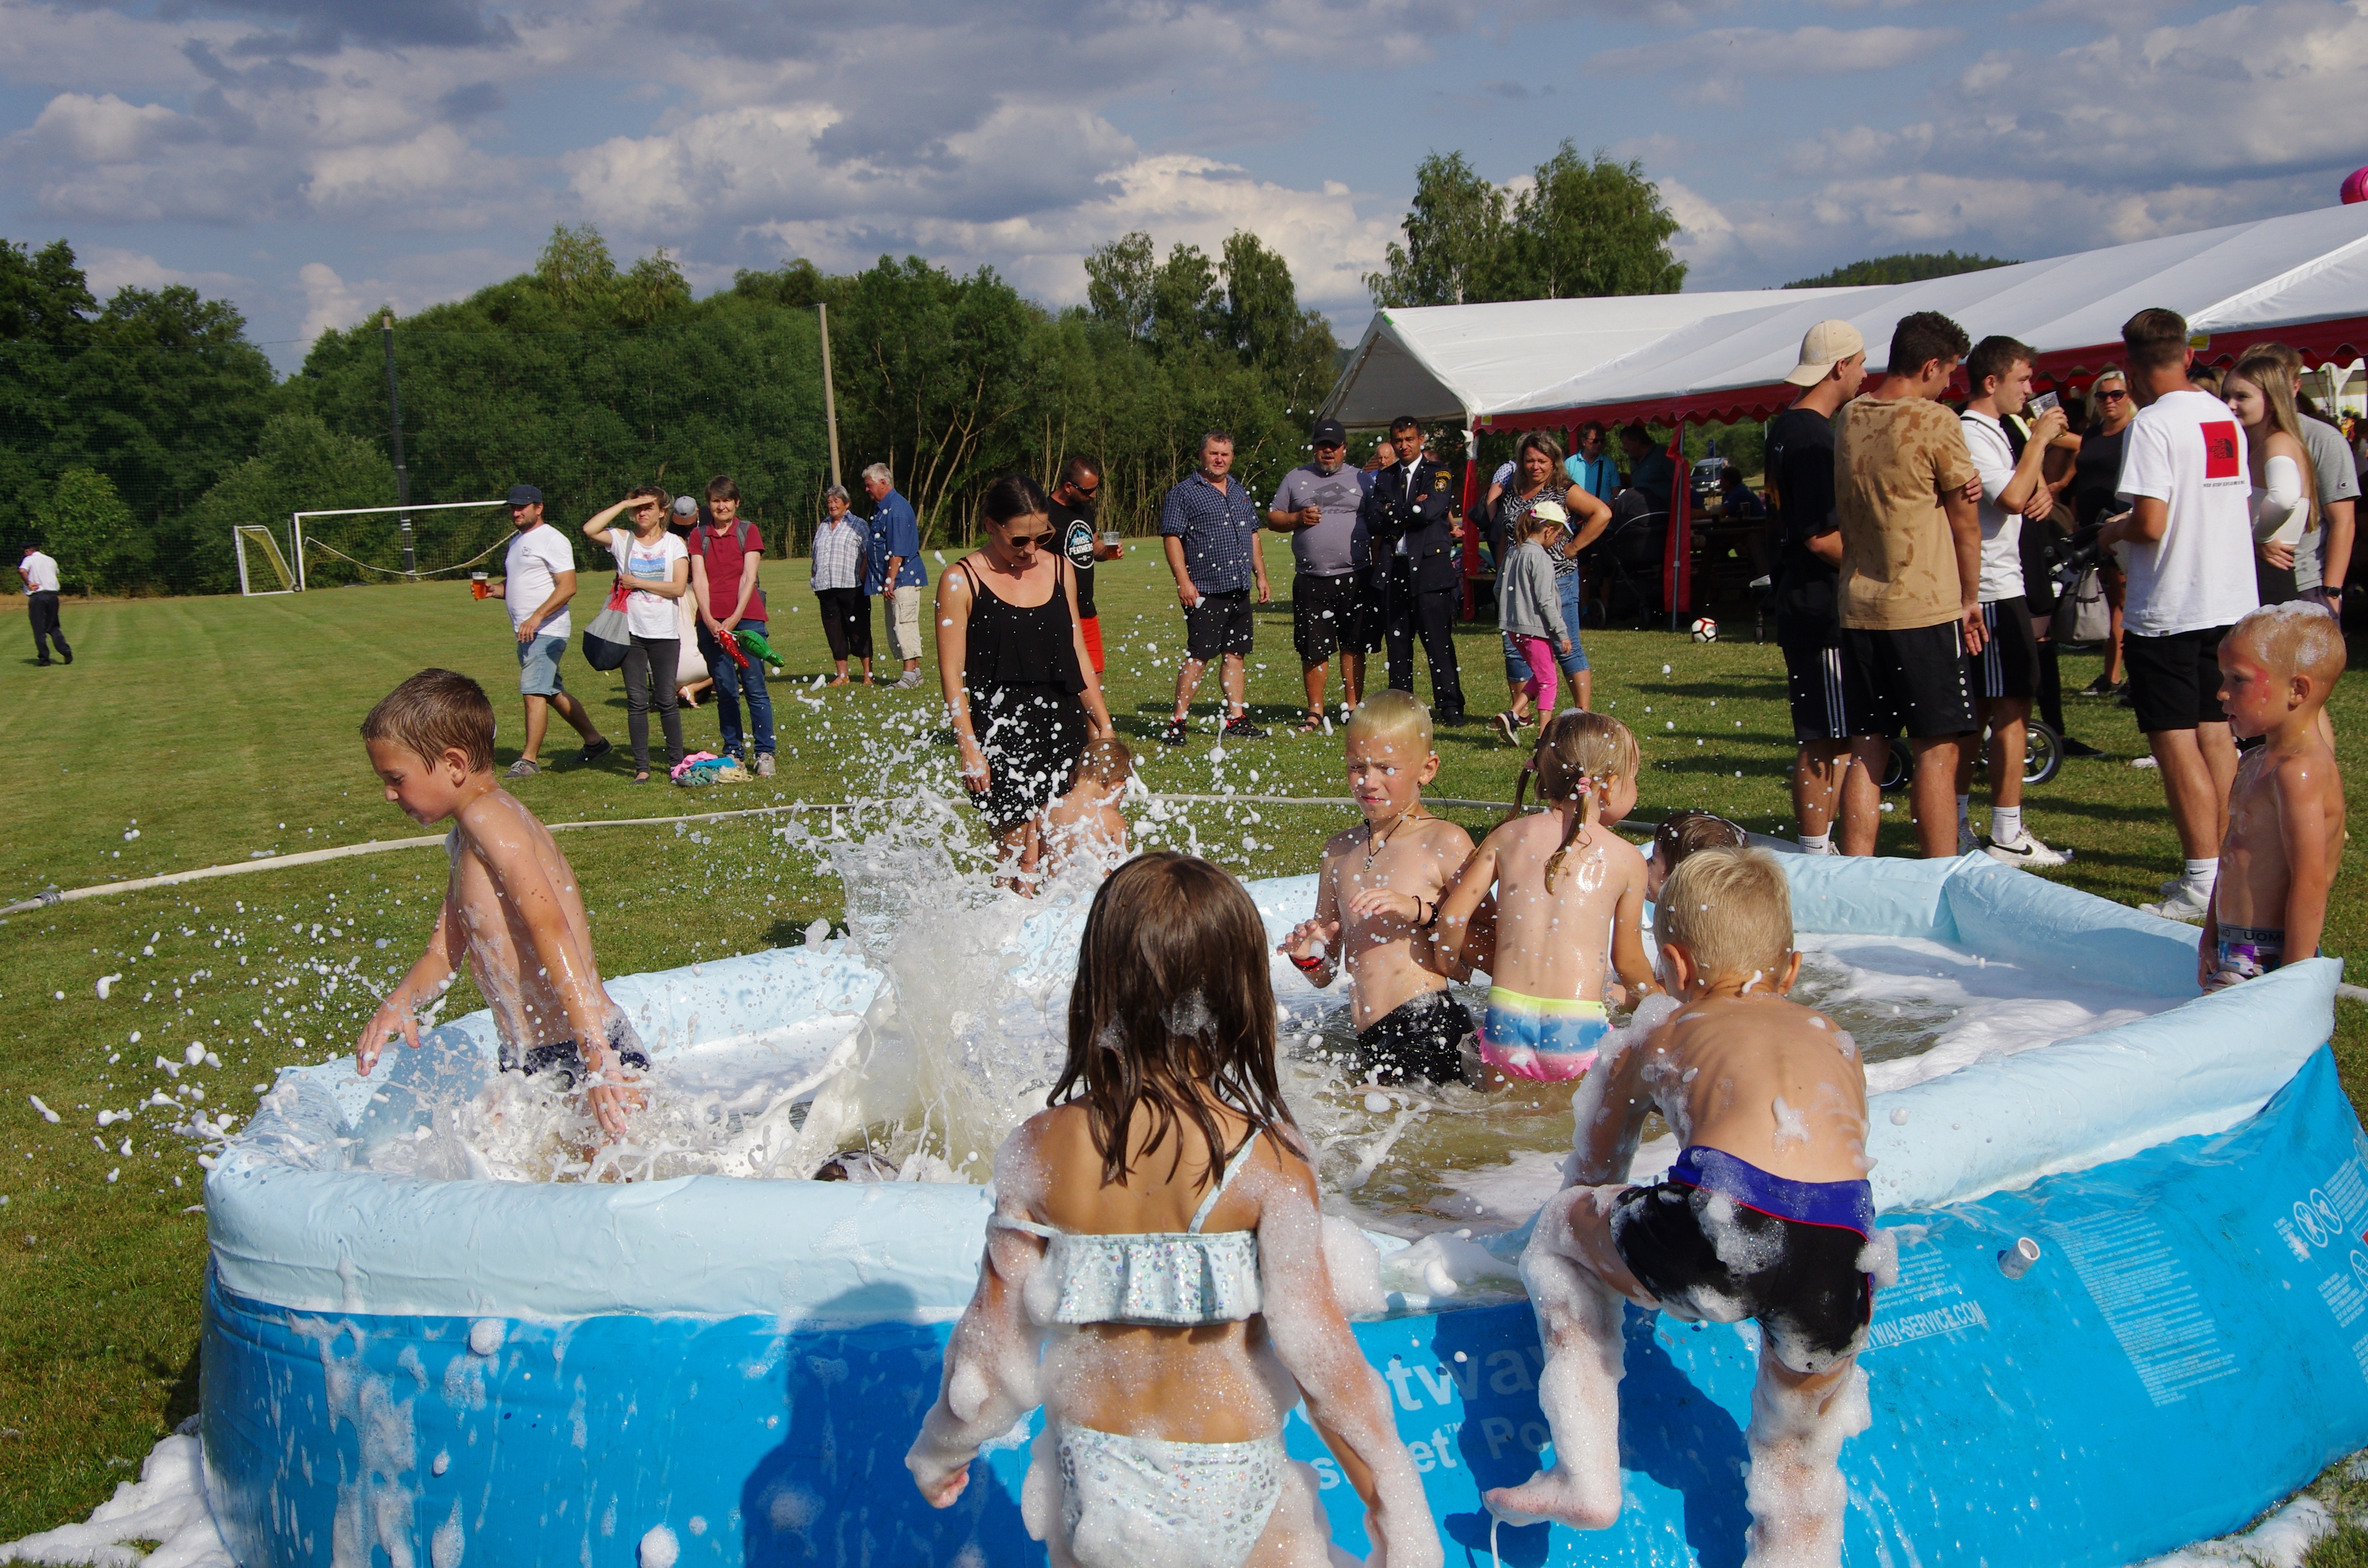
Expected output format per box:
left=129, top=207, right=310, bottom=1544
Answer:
left=962, top=552, right=1089, bottom=829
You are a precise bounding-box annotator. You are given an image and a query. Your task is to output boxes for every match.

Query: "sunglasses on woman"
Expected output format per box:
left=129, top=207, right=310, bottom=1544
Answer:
left=2096, top=387, right=2128, bottom=402
left=1007, top=530, right=1054, bottom=549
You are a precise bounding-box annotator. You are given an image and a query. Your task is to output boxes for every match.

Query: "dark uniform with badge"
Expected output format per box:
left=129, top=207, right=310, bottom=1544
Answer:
left=1360, top=452, right=1466, bottom=721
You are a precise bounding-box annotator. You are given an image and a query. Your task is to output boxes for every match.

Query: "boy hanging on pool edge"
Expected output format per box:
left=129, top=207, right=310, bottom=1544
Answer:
left=352, top=668, right=647, bottom=1135
left=1492, top=847, right=1878, bottom=1568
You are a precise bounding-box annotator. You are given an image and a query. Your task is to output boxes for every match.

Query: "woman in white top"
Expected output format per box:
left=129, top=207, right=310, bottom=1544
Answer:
left=2222, top=355, right=2318, bottom=608
left=583, top=487, right=691, bottom=783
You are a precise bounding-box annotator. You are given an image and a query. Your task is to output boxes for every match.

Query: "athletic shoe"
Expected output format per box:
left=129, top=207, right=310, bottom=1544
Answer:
left=2078, top=676, right=2121, bottom=698
left=2141, top=885, right=2211, bottom=923
left=1222, top=716, right=1267, bottom=740
left=505, top=758, right=541, bottom=778
left=2129, top=755, right=2158, bottom=770
left=2060, top=736, right=2106, bottom=759
left=1492, top=711, right=1521, bottom=745
left=1160, top=719, right=1190, bottom=747
left=1799, top=840, right=1841, bottom=856
left=1957, top=824, right=1980, bottom=856
left=578, top=737, right=613, bottom=765
left=895, top=670, right=922, bottom=689
left=1984, top=831, right=2071, bottom=869
left=754, top=753, right=776, bottom=778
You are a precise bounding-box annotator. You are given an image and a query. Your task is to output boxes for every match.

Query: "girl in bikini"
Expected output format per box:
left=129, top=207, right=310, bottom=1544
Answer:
left=908, top=852, right=1440, bottom=1568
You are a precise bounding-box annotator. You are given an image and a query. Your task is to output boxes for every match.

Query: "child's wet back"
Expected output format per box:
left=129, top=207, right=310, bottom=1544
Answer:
left=1437, top=711, right=1653, bottom=1082
left=908, top=853, right=1442, bottom=1568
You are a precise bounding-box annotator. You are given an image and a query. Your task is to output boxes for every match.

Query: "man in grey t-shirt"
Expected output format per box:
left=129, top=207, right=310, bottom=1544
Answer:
left=1269, top=418, right=1374, bottom=726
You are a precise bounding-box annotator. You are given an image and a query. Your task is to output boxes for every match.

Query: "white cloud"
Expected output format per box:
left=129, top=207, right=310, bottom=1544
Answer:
left=1590, top=23, right=1961, bottom=78
left=26, top=92, right=195, bottom=163
left=77, top=246, right=250, bottom=301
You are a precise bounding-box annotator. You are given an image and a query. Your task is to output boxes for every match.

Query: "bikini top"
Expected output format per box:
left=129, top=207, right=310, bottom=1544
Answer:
left=992, top=1130, right=1264, bottom=1327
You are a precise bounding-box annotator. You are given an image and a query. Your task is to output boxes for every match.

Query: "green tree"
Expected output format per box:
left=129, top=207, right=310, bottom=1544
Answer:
left=1787, top=251, right=2014, bottom=288
left=1506, top=143, right=1685, bottom=299
left=0, top=237, right=96, bottom=344
left=36, top=467, right=133, bottom=594
left=1149, top=243, right=1222, bottom=358
left=535, top=223, right=618, bottom=313
left=1083, top=233, right=1157, bottom=342
left=1365, top=151, right=1510, bottom=308
left=619, top=249, right=692, bottom=326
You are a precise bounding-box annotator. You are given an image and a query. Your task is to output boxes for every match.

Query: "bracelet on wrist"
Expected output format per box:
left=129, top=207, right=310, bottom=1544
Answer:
left=1289, top=952, right=1327, bottom=972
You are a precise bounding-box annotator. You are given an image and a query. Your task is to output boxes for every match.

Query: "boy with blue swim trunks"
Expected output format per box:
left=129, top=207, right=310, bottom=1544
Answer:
left=1433, top=711, right=1656, bottom=1082
left=1492, top=847, right=1877, bottom=1567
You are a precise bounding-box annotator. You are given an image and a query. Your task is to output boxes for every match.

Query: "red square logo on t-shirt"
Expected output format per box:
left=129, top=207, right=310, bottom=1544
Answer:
left=2200, top=420, right=2241, bottom=479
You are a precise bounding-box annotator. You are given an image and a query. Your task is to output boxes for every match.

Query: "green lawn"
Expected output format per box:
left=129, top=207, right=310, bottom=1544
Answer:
left=0, top=539, right=2362, bottom=1545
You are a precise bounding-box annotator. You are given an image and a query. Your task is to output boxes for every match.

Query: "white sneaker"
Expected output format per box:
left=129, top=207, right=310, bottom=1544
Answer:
left=1957, top=824, right=1980, bottom=856
left=2141, top=884, right=2212, bottom=923
left=2130, top=755, right=2159, bottom=770
left=1984, top=831, right=2071, bottom=869
left=1799, top=840, right=1841, bottom=856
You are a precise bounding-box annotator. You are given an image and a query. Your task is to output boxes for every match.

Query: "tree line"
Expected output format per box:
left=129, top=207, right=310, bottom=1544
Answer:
left=0, top=141, right=1762, bottom=596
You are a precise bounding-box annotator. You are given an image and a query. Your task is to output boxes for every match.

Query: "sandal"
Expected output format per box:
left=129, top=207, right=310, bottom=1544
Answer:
left=1295, top=710, right=1326, bottom=734
left=629, top=770, right=652, bottom=785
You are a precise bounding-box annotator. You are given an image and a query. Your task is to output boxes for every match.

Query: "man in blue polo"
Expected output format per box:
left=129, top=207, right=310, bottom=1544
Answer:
left=861, top=462, right=928, bottom=688
left=1565, top=422, right=1619, bottom=502
left=1159, top=429, right=1271, bottom=745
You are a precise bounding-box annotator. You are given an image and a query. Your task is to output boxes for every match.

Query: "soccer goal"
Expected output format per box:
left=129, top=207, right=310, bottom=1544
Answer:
left=235, top=500, right=511, bottom=594
left=233, top=524, right=299, bottom=596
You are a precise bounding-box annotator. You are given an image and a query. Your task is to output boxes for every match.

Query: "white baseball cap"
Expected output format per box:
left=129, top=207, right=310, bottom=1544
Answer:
left=1783, top=320, right=1867, bottom=386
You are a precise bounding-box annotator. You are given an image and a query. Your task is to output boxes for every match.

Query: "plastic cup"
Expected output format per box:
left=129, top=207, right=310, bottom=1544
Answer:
left=471, top=572, right=489, bottom=600
left=1997, top=1237, right=2041, bottom=1279
left=1101, top=531, right=1122, bottom=549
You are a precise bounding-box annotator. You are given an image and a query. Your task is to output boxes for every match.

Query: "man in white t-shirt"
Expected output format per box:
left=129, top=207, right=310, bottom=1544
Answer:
left=1955, top=335, right=2070, bottom=868
left=17, top=541, right=70, bottom=665
left=485, top=483, right=608, bottom=778
left=2098, top=308, right=2259, bottom=920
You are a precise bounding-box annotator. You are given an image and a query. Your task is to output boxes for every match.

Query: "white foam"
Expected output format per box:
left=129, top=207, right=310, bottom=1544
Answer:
left=0, top=1433, right=232, bottom=1568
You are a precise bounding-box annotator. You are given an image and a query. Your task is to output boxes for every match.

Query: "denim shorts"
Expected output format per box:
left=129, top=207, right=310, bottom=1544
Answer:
left=516, top=632, right=567, bottom=697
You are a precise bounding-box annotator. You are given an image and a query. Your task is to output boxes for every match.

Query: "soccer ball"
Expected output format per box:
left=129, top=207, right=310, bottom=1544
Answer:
left=1690, top=617, right=1718, bottom=643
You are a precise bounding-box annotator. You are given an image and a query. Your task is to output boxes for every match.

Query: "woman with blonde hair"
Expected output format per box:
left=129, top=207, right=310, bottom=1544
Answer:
left=1491, top=430, right=1612, bottom=716
left=2223, top=352, right=2319, bottom=607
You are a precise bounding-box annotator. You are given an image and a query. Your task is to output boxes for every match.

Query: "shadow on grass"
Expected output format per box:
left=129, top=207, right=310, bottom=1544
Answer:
left=158, top=1343, right=199, bottom=1431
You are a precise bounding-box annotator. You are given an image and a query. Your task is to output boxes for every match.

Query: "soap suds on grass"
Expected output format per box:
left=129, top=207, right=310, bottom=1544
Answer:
left=0, top=1432, right=233, bottom=1567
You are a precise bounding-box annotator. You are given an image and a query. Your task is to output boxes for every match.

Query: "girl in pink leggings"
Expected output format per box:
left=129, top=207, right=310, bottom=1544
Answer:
left=1493, top=502, right=1575, bottom=746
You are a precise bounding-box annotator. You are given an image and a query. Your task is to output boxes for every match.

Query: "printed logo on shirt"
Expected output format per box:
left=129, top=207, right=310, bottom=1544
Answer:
left=2201, top=420, right=2241, bottom=480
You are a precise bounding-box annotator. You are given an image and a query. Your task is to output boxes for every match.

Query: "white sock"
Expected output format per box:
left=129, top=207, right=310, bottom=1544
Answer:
left=1990, top=806, right=2022, bottom=845
left=2184, top=857, right=2218, bottom=892
left=1800, top=832, right=1832, bottom=852
left=1955, top=794, right=1971, bottom=829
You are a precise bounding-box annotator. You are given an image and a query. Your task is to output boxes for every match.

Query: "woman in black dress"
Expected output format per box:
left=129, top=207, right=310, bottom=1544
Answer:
left=935, top=474, right=1114, bottom=874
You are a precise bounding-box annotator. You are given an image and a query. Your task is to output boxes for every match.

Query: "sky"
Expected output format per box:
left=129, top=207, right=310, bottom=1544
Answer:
left=2, top=0, right=2364, bottom=374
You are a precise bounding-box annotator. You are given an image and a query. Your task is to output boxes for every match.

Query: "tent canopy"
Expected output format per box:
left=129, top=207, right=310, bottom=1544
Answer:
left=1320, top=204, right=2368, bottom=434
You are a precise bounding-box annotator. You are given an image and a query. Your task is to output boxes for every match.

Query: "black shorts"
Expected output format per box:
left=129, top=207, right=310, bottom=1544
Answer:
left=1611, top=1167, right=1873, bottom=1374
left=1842, top=622, right=1974, bottom=739
left=1293, top=572, right=1363, bottom=664
left=1970, top=599, right=2039, bottom=702
left=1352, top=991, right=1472, bottom=1084
left=1184, top=589, right=1255, bottom=663
left=1779, top=637, right=1872, bottom=743
left=502, top=1017, right=650, bottom=1089
left=2124, top=625, right=2233, bottom=733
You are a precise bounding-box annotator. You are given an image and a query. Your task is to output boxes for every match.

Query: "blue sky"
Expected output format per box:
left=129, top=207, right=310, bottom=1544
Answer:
left=2, top=0, right=2360, bottom=373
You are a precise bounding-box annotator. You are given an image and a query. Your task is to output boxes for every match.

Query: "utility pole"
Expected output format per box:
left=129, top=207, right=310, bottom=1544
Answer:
left=381, top=310, right=416, bottom=575
left=817, top=302, right=843, bottom=490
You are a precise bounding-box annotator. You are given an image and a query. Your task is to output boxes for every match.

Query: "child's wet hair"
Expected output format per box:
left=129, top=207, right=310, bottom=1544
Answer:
left=1071, top=736, right=1134, bottom=789
left=1345, top=688, right=1432, bottom=754
left=362, top=669, right=496, bottom=773
left=1658, top=846, right=1794, bottom=984
left=1054, top=852, right=1295, bottom=1189
left=2233, top=602, right=2346, bottom=694
left=1508, top=711, right=1640, bottom=891
left=1653, top=809, right=1748, bottom=876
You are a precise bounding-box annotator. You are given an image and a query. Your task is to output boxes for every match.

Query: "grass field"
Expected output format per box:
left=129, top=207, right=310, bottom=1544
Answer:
left=0, top=539, right=2363, bottom=1551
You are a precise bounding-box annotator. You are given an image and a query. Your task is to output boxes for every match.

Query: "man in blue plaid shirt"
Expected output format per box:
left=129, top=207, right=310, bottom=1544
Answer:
left=1159, top=430, right=1272, bottom=745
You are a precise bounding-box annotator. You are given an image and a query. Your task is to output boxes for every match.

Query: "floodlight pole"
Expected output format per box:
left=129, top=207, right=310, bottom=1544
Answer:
left=817, top=302, right=843, bottom=490
left=381, top=311, right=416, bottom=575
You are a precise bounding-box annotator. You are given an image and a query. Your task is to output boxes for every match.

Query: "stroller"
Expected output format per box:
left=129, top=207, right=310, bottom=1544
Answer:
left=1584, top=488, right=1669, bottom=625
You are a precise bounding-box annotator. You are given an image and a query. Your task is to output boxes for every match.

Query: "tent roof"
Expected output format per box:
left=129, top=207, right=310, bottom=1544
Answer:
left=1320, top=204, right=2368, bottom=433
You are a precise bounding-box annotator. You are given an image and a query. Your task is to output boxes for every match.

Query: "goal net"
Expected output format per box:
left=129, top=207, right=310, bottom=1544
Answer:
left=237, top=501, right=511, bottom=594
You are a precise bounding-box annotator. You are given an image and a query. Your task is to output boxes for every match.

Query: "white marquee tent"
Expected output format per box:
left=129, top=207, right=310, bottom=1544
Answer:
left=1321, top=203, right=2368, bottom=434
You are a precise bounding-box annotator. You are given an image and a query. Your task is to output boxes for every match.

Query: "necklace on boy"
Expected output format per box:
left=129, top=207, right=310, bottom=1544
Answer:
left=1363, top=807, right=1422, bottom=873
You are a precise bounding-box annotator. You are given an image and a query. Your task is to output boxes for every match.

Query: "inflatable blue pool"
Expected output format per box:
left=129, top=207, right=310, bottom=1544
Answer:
left=202, top=854, right=2357, bottom=1567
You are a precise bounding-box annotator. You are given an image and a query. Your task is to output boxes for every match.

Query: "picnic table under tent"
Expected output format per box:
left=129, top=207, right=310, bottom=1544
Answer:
left=1321, top=202, right=2368, bottom=620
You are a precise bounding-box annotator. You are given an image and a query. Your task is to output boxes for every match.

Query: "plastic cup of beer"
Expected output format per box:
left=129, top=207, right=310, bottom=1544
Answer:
left=1100, top=530, right=1122, bottom=549
left=471, top=572, right=489, bottom=600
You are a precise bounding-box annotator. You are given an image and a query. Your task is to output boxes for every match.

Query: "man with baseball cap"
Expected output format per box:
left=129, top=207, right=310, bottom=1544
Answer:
left=1269, top=417, right=1375, bottom=727
left=1768, top=320, right=1878, bottom=854
left=482, top=483, right=608, bottom=776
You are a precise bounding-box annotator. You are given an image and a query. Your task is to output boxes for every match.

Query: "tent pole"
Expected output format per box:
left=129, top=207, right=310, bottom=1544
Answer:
left=1460, top=420, right=1481, bottom=621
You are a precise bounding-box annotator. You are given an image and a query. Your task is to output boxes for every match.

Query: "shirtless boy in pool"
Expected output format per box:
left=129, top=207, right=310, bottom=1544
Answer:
left=1279, top=691, right=1478, bottom=1083
left=2201, top=603, right=2346, bottom=990
left=1492, top=846, right=1875, bottom=1566
left=353, top=669, right=645, bottom=1135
